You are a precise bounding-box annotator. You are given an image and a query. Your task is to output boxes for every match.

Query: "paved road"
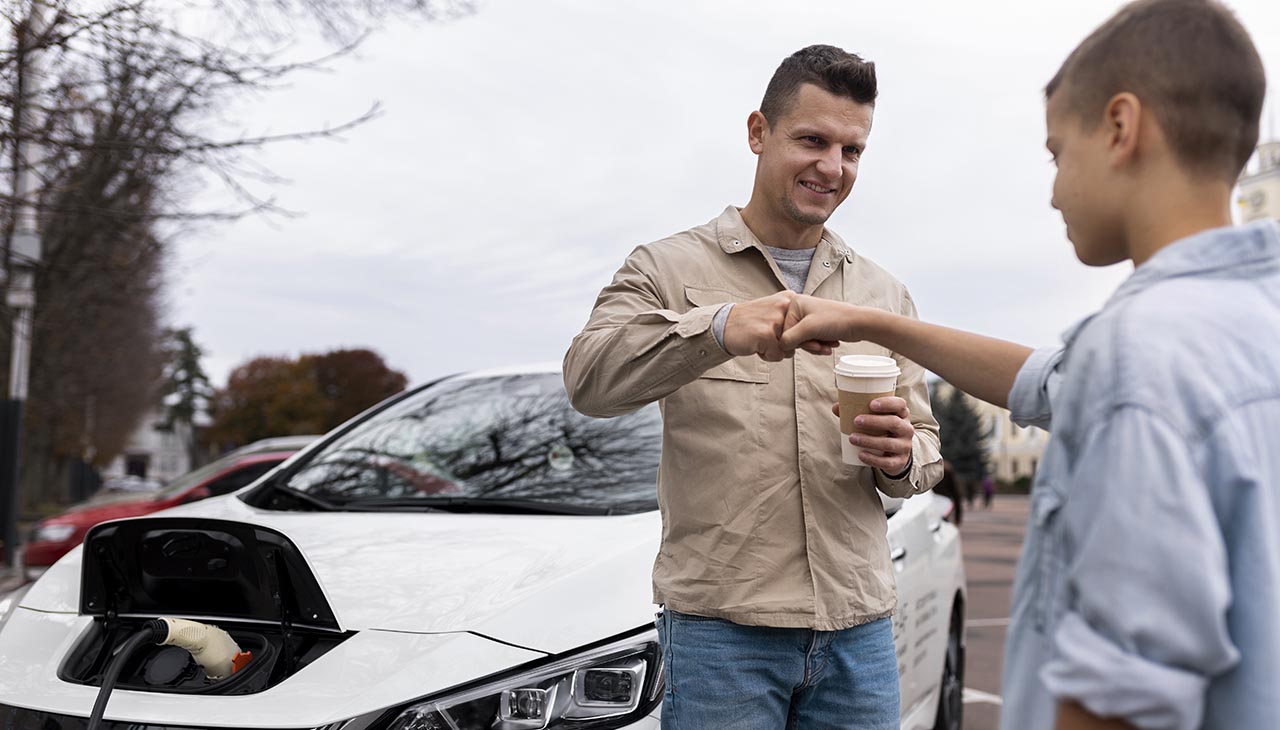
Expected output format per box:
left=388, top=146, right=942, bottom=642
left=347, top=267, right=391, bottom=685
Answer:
left=958, top=495, right=1029, bottom=730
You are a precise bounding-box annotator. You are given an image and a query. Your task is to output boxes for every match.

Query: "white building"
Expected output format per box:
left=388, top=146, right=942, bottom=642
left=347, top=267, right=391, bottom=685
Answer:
left=933, top=381, right=1048, bottom=484
left=1237, top=141, right=1280, bottom=222
left=101, top=406, right=196, bottom=484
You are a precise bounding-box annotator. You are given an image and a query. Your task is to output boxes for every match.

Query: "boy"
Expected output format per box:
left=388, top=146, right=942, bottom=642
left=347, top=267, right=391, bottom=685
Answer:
left=780, top=1, right=1276, bottom=729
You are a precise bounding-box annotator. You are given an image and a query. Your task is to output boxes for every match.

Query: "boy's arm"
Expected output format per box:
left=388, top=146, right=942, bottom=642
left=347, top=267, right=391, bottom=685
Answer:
left=780, top=297, right=1033, bottom=408
left=1041, top=406, right=1238, bottom=730
left=1056, top=701, right=1137, bottom=730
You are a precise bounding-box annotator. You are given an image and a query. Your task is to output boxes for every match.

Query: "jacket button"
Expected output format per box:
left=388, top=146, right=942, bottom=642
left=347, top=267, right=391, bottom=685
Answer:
left=823, top=260, right=832, bottom=268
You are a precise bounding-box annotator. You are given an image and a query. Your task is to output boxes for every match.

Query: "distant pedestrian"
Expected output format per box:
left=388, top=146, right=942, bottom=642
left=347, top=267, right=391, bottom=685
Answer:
left=981, top=476, right=994, bottom=509
left=933, top=461, right=962, bottom=526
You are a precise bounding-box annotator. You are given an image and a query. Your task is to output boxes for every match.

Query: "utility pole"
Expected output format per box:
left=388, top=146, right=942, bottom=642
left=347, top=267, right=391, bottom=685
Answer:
left=1, top=0, right=50, bottom=568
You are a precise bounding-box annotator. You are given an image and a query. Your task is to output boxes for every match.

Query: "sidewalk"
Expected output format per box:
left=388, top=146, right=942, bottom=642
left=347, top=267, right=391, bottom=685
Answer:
left=0, top=565, right=25, bottom=595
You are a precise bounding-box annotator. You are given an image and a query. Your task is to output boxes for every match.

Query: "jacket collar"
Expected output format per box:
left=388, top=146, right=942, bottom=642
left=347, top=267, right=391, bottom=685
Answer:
left=714, top=205, right=854, bottom=261
left=1060, top=220, right=1280, bottom=347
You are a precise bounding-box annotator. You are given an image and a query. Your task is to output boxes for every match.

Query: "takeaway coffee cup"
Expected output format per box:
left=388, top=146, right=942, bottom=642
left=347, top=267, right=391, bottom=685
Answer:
left=834, top=355, right=901, bottom=467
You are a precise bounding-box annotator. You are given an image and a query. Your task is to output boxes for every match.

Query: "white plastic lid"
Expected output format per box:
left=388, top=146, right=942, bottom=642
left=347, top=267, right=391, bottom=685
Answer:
left=834, top=354, right=900, bottom=378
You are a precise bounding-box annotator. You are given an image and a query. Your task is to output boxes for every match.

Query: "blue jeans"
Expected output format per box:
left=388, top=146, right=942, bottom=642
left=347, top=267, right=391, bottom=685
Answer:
left=655, top=609, right=899, bottom=730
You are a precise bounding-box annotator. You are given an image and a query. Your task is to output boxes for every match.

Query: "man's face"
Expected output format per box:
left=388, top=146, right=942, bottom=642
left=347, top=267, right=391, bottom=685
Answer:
left=750, top=83, right=874, bottom=227
left=1045, top=88, right=1127, bottom=266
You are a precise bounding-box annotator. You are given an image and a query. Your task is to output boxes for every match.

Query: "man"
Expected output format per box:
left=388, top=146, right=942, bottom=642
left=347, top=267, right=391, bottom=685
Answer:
left=780, top=2, right=1276, bottom=729
left=563, top=45, right=942, bottom=729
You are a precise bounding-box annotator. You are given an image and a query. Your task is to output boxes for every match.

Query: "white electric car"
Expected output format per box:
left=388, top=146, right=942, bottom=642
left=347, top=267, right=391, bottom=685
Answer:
left=0, top=365, right=966, bottom=730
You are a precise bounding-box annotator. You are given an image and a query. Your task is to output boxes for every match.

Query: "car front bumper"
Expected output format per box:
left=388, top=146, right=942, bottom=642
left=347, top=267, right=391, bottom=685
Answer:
left=0, top=703, right=663, bottom=729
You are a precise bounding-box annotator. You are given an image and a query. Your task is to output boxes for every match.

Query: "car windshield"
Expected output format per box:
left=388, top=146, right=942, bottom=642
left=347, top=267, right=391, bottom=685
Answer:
left=269, top=372, right=662, bottom=514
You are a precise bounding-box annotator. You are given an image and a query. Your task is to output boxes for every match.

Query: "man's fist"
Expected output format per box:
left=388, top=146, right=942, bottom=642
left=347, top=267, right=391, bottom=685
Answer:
left=780, top=295, right=862, bottom=354
left=723, top=291, right=797, bottom=362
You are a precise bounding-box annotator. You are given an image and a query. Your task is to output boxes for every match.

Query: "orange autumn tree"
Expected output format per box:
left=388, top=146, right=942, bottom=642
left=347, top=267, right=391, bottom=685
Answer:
left=209, top=349, right=407, bottom=449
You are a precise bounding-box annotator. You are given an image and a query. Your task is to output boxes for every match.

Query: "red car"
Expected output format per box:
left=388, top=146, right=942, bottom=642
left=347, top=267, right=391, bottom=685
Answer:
left=21, top=435, right=317, bottom=580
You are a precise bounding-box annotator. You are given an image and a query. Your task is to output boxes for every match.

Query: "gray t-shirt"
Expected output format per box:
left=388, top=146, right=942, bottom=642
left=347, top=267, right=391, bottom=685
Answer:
left=712, top=245, right=815, bottom=350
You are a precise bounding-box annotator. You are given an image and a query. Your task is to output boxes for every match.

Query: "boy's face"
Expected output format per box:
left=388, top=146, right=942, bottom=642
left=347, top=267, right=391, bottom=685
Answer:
left=749, top=83, right=873, bottom=227
left=1045, top=87, right=1129, bottom=266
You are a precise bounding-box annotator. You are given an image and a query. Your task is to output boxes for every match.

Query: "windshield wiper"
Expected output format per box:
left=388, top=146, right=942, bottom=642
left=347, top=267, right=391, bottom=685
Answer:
left=336, top=496, right=614, bottom=516
left=258, top=481, right=342, bottom=511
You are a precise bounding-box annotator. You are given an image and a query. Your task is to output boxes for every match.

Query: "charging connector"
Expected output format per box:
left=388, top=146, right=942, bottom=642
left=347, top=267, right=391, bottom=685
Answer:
left=85, top=618, right=253, bottom=730
left=86, top=619, right=167, bottom=730
left=156, top=617, right=251, bottom=680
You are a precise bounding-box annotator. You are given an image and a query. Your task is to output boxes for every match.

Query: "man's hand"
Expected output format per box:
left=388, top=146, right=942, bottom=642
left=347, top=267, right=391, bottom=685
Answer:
left=832, top=396, right=914, bottom=475
left=779, top=295, right=864, bottom=354
left=723, top=291, right=799, bottom=361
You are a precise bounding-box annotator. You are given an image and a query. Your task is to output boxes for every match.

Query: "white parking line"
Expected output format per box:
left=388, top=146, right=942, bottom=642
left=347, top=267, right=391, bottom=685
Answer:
left=963, top=688, right=1004, bottom=706
left=967, top=617, right=1011, bottom=628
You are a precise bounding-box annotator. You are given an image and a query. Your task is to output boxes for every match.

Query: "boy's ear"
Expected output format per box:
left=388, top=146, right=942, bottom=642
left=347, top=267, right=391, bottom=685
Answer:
left=1104, top=92, right=1142, bottom=167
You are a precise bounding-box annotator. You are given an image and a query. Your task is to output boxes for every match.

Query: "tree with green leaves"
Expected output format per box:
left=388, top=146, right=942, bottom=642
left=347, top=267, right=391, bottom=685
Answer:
left=929, top=380, right=991, bottom=483
left=161, top=327, right=214, bottom=468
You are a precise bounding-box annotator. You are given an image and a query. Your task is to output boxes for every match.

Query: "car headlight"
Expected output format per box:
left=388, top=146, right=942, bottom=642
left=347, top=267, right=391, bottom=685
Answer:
left=356, top=629, right=662, bottom=730
left=31, top=523, right=75, bottom=543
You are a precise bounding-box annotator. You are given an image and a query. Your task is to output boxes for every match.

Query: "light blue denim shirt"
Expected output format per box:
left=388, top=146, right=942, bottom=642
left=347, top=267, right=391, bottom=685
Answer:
left=1001, top=220, right=1280, bottom=730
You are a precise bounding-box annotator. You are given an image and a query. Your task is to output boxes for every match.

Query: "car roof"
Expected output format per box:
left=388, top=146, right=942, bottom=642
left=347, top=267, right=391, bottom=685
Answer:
left=234, top=435, right=322, bottom=455
left=451, top=362, right=562, bottom=381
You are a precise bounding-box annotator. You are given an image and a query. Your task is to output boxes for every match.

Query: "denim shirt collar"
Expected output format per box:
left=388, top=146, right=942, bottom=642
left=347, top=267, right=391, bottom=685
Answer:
left=1059, top=220, right=1280, bottom=348
left=1108, top=220, right=1280, bottom=307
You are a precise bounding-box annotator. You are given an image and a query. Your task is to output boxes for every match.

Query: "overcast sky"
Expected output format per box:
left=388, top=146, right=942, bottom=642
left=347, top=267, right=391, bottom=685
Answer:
left=171, top=0, right=1280, bottom=387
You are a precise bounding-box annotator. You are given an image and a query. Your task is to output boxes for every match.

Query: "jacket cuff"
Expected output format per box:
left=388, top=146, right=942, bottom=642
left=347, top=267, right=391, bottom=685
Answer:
left=1042, top=611, right=1209, bottom=730
left=1008, top=346, right=1062, bottom=429
left=874, top=438, right=942, bottom=498
left=665, top=304, right=734, bottom=373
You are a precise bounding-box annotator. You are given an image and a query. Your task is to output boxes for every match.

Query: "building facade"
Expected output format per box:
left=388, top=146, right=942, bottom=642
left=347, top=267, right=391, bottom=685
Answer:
left=933, top=380, right=1048, bottom=484
left=1238, top=141, right=1280, bottom=222
left=101, top=406, right=195, bottom=484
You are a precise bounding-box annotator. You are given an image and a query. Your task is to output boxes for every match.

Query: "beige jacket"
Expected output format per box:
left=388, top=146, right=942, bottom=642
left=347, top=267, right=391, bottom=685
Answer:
left=563, top=206, right=942, bottom=630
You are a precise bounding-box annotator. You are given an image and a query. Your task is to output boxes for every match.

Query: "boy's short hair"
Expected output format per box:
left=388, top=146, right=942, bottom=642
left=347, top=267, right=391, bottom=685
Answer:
left=760, top=45, right=877, bottom=125
left=1046, top=0, right=1266, bottom=181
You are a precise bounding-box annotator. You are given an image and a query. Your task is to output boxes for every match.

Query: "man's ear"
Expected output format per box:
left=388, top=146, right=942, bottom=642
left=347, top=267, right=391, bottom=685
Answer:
left=1103, top=92, right=1142, bottom=168
left=747, top=110, right=769, bottom=155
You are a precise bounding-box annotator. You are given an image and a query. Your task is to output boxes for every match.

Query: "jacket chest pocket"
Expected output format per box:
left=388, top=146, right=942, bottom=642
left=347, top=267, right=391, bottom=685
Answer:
left=701, top=360, right=770, bottom=384
left=684, top=285, right=771, bottom=385
left=1029, top=482, right=1067, bottom=633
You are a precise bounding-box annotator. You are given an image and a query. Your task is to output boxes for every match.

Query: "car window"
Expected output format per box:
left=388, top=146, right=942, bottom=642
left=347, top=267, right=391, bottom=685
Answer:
left=277, top=373, right=662, bottom=514
left=150, top=457, right=243, bottom=500
left=206, top=460, right=281, bottom=496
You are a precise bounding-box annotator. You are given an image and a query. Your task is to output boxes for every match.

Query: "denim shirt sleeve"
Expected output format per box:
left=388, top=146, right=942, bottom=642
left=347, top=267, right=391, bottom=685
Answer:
left=1007, top=346, right=1063, bottom=430
left=1040, top=406, right=1239, bottom=730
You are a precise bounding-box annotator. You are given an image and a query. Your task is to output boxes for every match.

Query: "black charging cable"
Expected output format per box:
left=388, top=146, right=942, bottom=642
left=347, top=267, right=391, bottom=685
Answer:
left=86, top=619, right=168, bottom=730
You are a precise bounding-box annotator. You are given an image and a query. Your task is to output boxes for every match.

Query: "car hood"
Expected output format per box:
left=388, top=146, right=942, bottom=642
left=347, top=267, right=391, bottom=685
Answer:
left=21, top=494, right=661, bottom=655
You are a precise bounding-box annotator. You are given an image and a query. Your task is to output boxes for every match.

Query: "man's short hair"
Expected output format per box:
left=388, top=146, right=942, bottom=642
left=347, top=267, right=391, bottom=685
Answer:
left=1046, top=0, right=1266, bottom=181
left=760, top=45, right=877, bottom=124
